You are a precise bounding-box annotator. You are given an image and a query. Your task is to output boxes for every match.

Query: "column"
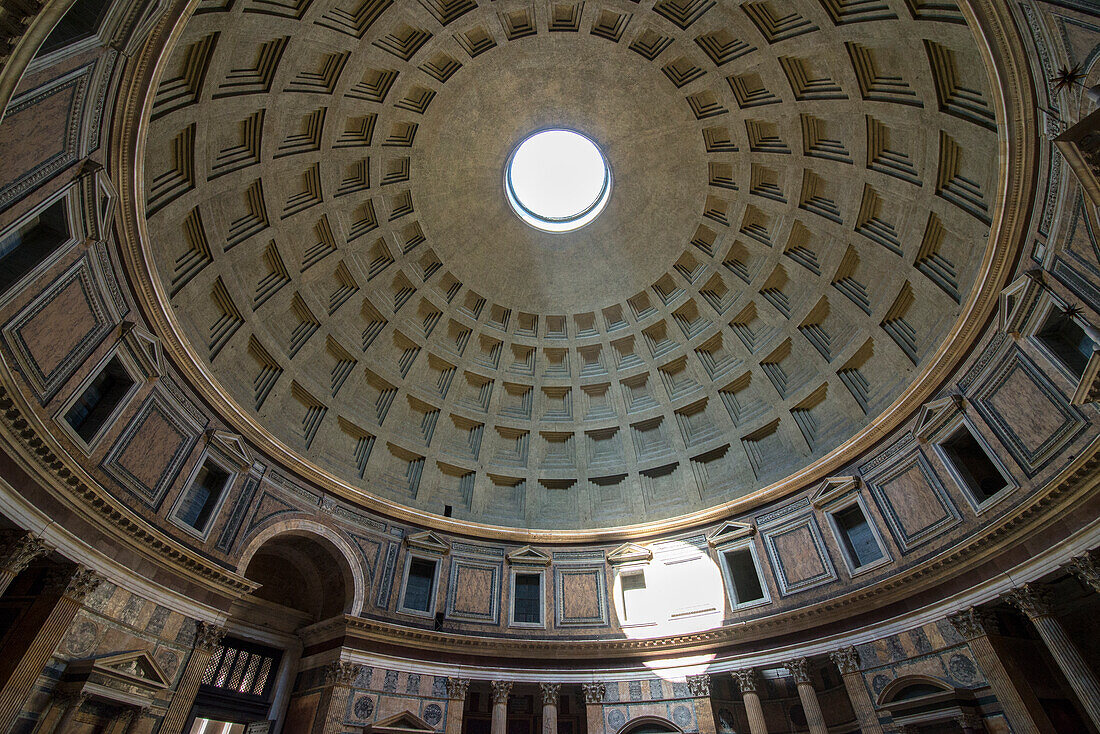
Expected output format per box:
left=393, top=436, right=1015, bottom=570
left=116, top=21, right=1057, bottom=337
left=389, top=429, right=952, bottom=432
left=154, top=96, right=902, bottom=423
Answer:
left=445, top=678, right=470, bottom=734
left=782, top=659, right=826, bottom=734
left=1005, top=583, right=1100, bottom=729
left=829, top=647, right=883, bottom=734
left=158, top=621, right=227, bottom=734
left=686, top=674, right=716, bottom=734
left=314, top=662, right=362, bottom=734
left=125, top=706, right=149, bottom=734
left=47, top=692, right=88, bottom=734
left=947, top=608, right=1051, bottom=734
left=0, top=530, right=51, bottom=597
left=581, top=683, right=605, bottom=734
left=540, top=682, right=560, bottom=734
left=491, top=681, right=513, bottom=734
left=0, top=565, right=101, bottom=733
left=731, top=670, right=767, bottom=734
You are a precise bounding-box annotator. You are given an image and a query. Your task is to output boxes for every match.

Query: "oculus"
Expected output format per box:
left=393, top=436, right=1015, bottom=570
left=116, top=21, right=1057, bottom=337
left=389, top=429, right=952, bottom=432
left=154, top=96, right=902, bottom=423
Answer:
left=505, top=129, right=611, bottom=232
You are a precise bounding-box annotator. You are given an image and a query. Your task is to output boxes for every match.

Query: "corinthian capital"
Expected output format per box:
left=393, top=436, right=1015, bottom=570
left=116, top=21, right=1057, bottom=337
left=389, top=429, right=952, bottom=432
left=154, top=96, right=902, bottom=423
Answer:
left=581, top=682, right=605, bottom=704
left=829, top=647, right=860, bottom=674
left=446, top=677, right=471, bottom=700
left=1004, top=583, right=1053, bottom=619
left=539, top=682, right=561, bottom=706
left=685, top=674, right=710, bottom=698
left=324, top=661, right=363, bottom=687
left=491, top=680, right=513, bottom=705
left=44, top=566, right=103, bottom=601
left=194, top=621, right=228, bottom=652
left=731, top=669, right=757, bottom=694
left=782, top=658, right=810, bottom=684
left=0, top=530, right=51, bottom=575
left=1067, top=551, right=1100, bottom=594
left=948, top=608, right=1000, bottom=639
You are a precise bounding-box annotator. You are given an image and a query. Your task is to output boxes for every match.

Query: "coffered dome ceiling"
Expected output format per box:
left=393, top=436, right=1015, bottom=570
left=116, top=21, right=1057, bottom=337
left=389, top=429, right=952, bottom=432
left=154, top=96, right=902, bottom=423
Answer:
left=140, top=0, right=1004, bottom=530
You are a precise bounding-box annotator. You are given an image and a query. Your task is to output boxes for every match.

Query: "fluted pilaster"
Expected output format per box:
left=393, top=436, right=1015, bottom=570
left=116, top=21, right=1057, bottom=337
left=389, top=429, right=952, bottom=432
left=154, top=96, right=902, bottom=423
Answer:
left=1006, top=584, right=1100, bottom=730
left=159, top=621, right=228, bottom=734
left=732, top=670, right=767, bottom=734
left=829, top=647, right=883, bottom=734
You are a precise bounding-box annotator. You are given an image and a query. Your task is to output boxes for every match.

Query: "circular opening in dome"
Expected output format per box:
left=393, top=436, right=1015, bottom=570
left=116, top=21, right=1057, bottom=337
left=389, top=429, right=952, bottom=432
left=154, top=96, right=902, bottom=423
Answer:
left=505, top=129, right=612, bottom=233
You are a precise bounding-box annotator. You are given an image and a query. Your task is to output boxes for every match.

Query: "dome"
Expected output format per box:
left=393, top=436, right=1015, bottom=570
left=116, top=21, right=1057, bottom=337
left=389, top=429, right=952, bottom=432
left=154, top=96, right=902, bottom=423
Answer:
left=1, top=0, right=1100, bottom=732
left=141, top=0, right=999, bottom=531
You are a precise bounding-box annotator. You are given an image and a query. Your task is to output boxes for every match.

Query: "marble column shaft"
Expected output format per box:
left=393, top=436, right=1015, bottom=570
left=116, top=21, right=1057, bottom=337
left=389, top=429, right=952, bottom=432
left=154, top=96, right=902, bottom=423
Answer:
left=158, top=621, right=228, bottom=734
left=445, top=678, right=470, bottom=734
left=732, top=670, right=767, bottom=734
left=947, top=608, right=1051, bottom=734
left=540, top=682, right=560, bottom=734
left=829, top=648, right=883, bottom=734
left=491, top=681, right=513, bottom=734
left=1007, top=584, right=1100, bottom=731
left=316, top=662, right=363, bottom=734
left=0, top=566, right=100, bottom=733
left=687, top=674, right=715, bottom=734
left=582, top=683, right=605, bottom=734
left=783, top=660, right=826, bottom=734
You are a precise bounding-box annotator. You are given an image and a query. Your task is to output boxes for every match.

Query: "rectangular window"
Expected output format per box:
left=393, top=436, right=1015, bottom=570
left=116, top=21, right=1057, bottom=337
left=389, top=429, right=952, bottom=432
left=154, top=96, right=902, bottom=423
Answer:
left=402, top=557, right=437, bottom=613
left=833, top=504, right=884, bottom=569
left=940, top=425, right=1009, bottom=503
left=0, top=200, right=69, bottom=294
left=620, top=570, right=646, bottom=621
left=175, top=460, right=231, bottom=532
left=513, top=573, right=541, bottom=624
left=64, top=356, right=134, bottom=443
left=1037, top=311, right=1094, bottom=378
left=724, top=548, right=765, bottom=606
left=37, top=0, right=112, bottom=56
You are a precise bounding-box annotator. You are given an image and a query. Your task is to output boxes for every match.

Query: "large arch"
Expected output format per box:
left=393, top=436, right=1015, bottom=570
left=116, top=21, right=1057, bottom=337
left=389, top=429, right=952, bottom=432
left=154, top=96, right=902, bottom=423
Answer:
left=237, top=520, right=367, bottom=620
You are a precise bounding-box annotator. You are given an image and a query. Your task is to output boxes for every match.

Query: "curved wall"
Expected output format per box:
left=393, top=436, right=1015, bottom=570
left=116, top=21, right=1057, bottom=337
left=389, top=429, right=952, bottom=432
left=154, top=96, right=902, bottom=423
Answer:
left=0, top=0, right=1098, bottom=732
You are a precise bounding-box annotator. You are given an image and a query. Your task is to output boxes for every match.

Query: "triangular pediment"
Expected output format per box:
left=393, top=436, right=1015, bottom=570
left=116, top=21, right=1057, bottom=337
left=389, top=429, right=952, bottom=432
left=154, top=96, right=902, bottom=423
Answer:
left=811, top=476, right=860, bottom=509
left=998, top=270, right=1045, bottom=337
left=92, top=650, right=170, bottom=689
left=706, top=521, right=755, bottom=547
left=371, top=711, right=436, bottom=733
left=405, top=530, right=450, bottom=555
left=506, top=545, right=551, bottom=566
left=121, top=321, right=164, bottom=379
left=606, top=542, right=652, bottom=565
left=208, top=430, right=253, bottom=469
left=913, top=395, right=965, bottom=441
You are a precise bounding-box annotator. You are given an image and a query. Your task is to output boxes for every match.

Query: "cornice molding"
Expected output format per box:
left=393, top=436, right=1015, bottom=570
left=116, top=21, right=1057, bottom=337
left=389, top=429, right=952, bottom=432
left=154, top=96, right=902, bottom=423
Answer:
left=294, top=433, right=1099, bottom=658
left=0, top=383, right=257, bottom=600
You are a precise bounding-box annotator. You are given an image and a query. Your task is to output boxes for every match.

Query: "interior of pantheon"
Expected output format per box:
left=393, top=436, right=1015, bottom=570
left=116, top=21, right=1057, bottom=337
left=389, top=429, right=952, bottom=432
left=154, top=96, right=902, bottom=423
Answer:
left=0, top=0, right=1100, bottom=731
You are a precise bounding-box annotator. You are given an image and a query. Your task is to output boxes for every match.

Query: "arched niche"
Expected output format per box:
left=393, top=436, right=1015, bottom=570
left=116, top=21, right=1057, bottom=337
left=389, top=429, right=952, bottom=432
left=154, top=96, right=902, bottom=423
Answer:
left=615, top=715, right=683, bottom=734
left=237, top=521, right=367, bottom=624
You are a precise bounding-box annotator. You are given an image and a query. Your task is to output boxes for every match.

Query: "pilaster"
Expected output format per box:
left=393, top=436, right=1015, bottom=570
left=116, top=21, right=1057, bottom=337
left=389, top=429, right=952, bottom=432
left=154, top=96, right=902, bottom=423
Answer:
left=829, top=647, right=883, bottom=734
left=158, top=621, right=228, bottom=734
